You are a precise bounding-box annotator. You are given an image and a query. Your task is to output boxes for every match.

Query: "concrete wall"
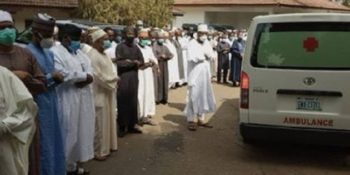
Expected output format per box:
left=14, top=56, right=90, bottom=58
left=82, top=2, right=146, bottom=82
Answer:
left=0, top=7, right=73, bottom=32
left=174, top=7, right=205, bottom=27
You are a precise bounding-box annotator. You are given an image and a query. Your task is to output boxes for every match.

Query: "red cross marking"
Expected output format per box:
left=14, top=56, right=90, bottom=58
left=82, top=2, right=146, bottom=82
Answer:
left=303, top=37, right=319, bottom=52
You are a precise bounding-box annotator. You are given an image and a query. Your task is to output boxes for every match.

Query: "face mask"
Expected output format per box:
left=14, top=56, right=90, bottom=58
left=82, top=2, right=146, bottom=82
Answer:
left=157, top=39, right=164, bottom=45
left=102, top=40, right=112, bottom=49
left=125, top=37, right=134, bottom=44
left=147, top=40, right=152, bottom=46
left=139, top=39, right=149, bottom=47
left=40, top=37, right=54, bottom=49
left=69, top=40, right=81, bottom=53
left=115, top=36, right=122, bottom=43
left=208, top=36, right=213, bottom=40
left=229, top=36, right=235, bottom=41
left=199, top=35, right=207, bottom=42
left=0, top=28, right=16, bottom=46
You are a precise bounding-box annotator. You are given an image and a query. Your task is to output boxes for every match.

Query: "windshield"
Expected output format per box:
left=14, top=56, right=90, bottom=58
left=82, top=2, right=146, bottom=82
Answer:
left=251, top=22, right=350, bottom=70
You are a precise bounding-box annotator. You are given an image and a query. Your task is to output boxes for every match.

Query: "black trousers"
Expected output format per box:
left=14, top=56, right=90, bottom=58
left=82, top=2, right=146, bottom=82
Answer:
left=217, top=55, right=229, bottom=83
left=217, top=68, right=228, bottom=83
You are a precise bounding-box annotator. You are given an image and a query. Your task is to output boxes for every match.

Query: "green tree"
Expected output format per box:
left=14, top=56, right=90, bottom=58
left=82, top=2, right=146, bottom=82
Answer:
left=75, top=0, right=174, bottom=27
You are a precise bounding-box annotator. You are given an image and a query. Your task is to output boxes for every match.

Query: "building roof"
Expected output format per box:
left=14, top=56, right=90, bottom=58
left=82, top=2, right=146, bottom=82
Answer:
left=174, top=0, right=350, bottom=11
left=0, top=0, right=79, bottom=8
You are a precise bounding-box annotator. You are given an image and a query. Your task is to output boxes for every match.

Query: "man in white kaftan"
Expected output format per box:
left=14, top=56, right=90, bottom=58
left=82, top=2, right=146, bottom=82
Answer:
left=51, top=24, right=95, bottom=174
left=137, top=30, right=158, bottom=125
left=184, top=24, right=216, bottom=131
left=104, top=27, right=119, bottom=74
left=0, top=66, right=37, bottom=175
left=104, top=28, right=118, bottom=60
left=208, top=32, right=218, bottom=78
left=85, top=28, right=118, bottom=160
left=178, top=35, right=190, bottom=84
left=164, top=32, right=180, bottom=88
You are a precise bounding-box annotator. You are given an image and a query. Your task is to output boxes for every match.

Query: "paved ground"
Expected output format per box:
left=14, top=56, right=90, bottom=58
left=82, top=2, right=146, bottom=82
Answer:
left=84, top=83, right=350, bottom=175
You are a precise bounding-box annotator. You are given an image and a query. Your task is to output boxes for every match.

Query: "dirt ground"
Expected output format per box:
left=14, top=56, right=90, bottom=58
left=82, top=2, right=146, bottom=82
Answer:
left=84, top=83, right=350, bottom=175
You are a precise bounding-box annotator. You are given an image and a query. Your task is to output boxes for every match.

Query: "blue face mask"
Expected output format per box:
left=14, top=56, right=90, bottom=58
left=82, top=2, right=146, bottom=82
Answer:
left=0, top=28, right=16, bottom=46
left=69, top=40, right=81, bottom=53
left=103, top=40, right=112, bottom=49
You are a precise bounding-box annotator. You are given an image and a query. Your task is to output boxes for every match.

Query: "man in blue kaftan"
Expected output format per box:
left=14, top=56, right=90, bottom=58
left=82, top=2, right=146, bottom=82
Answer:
left=26, top=13, right=66, bottom=175
left=229, top=31, right=245, bottom=87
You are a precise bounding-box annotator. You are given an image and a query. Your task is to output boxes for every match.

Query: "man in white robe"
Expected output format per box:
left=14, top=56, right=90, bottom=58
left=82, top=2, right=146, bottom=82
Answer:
left=137, top=29, right=158, bottom=125
left=104, top=27, right=118, bottom=61
left=208, top=31, right=218, bottom=79
left=164, top=32, right=180, bottom=88
left=184, top=24, right=216, bottom=131
left=103, top=27, right=119, bottom=115
left=51, top=24, right=95, bottom=174
left=0, top=66, right=37, bottom=175
left=84, top=28, right=118, bottom=160
left=178, top=33, right=190, bottom=84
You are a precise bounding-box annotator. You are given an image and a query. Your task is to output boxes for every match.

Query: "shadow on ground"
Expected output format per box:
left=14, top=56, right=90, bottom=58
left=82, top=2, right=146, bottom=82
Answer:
left=168, top=102, right=186, bottom=112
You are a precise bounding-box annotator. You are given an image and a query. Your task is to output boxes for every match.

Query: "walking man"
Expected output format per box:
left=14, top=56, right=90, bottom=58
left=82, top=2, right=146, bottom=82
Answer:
left=184, top=24, right=216, bottom=131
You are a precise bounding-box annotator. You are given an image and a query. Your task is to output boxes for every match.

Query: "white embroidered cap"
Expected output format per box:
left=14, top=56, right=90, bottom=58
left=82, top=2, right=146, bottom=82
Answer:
left=198, top=24, right=208, bottom=33
left=0, top=10, right=13, bottom=23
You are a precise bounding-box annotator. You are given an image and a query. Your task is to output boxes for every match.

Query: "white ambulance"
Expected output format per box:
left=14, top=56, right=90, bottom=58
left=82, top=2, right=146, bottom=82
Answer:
left=239, top=13, right=350, bottom=146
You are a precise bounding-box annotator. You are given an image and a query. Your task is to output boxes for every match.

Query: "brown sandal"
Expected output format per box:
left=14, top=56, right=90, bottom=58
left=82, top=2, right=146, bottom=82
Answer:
left=94, top=155, right=107, bottom=161
left=188, top=122, right=197, bottom=131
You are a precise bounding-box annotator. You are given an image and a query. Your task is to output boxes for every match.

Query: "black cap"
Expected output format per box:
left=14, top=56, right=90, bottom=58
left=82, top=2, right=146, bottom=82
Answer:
left=58, top=24, right=82, bottom=41
left=123, top=26, right=136, bottom=37
left=32, top=13, right=56, bottom=33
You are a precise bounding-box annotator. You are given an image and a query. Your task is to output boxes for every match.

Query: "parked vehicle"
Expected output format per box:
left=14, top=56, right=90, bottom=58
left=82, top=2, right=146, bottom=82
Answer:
left=240, top=13, right=350, bottom=146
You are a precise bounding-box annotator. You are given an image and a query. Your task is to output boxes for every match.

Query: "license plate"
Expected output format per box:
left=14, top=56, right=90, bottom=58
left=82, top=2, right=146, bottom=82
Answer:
left=296, top=97, right=322, bottom=111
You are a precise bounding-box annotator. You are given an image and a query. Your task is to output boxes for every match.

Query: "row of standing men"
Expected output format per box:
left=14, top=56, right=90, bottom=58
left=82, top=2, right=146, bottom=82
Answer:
left=0, top=10, right=246, bottom=175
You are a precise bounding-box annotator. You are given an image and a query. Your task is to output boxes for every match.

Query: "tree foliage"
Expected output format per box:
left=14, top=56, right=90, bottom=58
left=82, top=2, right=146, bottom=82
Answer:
left=342, top=0, right=350, bottom=6
left=75, top=0, right=174, bottom=27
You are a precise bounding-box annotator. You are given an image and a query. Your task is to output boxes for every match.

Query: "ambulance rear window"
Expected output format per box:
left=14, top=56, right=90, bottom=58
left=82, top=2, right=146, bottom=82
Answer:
left=251, top=22, right=350, bottom=70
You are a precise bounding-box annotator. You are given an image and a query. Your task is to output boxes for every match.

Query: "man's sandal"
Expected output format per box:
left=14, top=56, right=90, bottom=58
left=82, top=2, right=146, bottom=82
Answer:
left=94, top=155, right=107, bottom=161
left=188, top=122, right=197, bottom=131
left=67, top=167, right=90, bottom=175
left=76, top=167, right=90, bottom=175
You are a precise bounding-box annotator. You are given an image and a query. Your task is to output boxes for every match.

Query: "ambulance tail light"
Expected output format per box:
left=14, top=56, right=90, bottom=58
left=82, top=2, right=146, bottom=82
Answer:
left=240, top=71, right=249, bottom=109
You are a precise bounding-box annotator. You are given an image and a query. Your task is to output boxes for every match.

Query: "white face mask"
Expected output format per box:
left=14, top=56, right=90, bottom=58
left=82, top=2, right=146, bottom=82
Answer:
left=40, top=37, right=54, bottom=48
left=199, top=35, right=207, bottom=42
